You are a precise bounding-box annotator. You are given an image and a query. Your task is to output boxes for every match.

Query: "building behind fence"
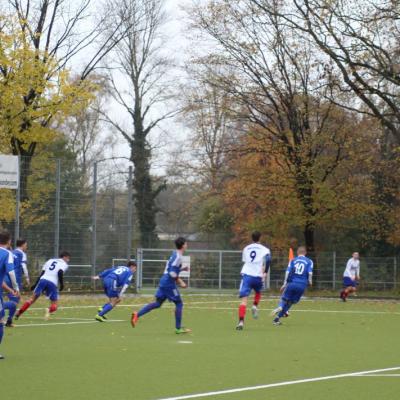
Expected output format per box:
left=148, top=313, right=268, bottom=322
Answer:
left=0, top=157, right=399, bottom=293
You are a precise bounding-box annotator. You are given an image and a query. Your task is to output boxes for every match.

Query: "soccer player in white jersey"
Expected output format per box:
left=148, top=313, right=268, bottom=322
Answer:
left=16, top=251, right=70, bottom=320
left=236, top=231, right=271, bottom=330
left=340, top=252, right=360, bottom=302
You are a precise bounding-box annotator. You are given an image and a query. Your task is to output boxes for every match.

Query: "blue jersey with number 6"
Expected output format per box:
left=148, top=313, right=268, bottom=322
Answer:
left=286, top=255, right=313, bottom=287
left=99, top=266, right=133, bottom=287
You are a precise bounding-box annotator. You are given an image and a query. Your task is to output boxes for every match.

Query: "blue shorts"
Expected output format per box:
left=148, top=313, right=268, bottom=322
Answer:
left=343, top=277, right=357, bottom=288
left=0, top=296, right=4, bottom=320
left=282, top=283, right=306, bottom=304
left=239, top=274, right=263, bottom=298
left=34, top=279, right=59, bottom=301
left=103, top=277, right=120, bottom=298
left=155, top=286, right=182, bottom=303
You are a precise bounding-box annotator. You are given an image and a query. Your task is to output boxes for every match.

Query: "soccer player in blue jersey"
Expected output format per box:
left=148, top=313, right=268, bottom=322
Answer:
left=271, top=246, right=313, bottom=325
left=93, top=261, right=137, bottom=322
left=131, top=237, right=191, bottom=334
left=0, top=231, right=20, bottom=359
left=3, top=239, right=29, bottom=326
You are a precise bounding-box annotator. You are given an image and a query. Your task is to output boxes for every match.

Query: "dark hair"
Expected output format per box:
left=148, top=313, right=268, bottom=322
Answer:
left=175, top=237, right=186, bottom=250
left=0, top=231, right=11, bottom=245
left=59, top=251, right=71, bottom=259
left=16, top=239, right=27, bottom=247
left=127, top=261, right=137, bottom=267
left=252, top=231, right=262, bottom=242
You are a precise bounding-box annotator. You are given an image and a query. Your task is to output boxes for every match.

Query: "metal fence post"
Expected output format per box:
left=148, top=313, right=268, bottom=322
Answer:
left=394, top=256, right=397, bottom=289
left=14, top=155, right=21, bottom=246
left=127, top=165, right=133, bottom=262
left=54, top=159, right=61, bottom=257
left=218, top=251, right=222, bottom=290
left=135, top=248, right=140, bottom=291
left=91, top=162, right=97, bottom=289
left=332, top=251, right=336, bottom=290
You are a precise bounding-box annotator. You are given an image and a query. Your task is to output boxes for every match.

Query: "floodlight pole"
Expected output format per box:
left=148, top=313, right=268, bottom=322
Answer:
left=14, top=155, right=21, bottom=247
left=91, top=162, right=97, bottom=289
left=54, top=159, right=61, bottom=257
left=127, top=165, right=133, bottom=263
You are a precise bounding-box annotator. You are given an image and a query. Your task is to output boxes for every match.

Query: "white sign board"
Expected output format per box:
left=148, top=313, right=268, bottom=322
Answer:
left=179, top=256, right=191, bottom=278
left=0, top=155, right=19, bottom=189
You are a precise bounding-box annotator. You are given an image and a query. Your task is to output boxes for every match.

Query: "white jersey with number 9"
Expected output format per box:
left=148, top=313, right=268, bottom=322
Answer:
left=241, top=243, right=270, bottom=277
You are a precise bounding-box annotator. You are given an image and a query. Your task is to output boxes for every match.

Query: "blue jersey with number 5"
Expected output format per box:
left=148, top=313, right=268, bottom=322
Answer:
left=286, top=255, right=313, bottom=286
left=100, top=266, right=133, bottom=287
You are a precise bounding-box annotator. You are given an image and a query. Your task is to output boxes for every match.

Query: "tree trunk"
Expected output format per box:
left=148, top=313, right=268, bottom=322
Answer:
left=130, top=107, right=158, bottom=247
left=11, top=137, right=36, bottom=202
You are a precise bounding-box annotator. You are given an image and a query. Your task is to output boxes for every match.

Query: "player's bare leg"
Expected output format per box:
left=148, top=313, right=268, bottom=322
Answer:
left=15, top=293, right=40, bottom=319
left=236, top=297, right=248, bottom=330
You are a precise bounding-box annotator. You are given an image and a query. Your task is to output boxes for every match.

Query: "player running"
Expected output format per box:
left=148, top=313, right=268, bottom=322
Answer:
left=340, top=252, right=360, bottom=302
left=0, top=231, right=20, bottom=360
left=3, top=239, right=30, bottom=327
left=131, top=237, right=191, bottom=334
left=236, top=231, right=271, bottom=330
left=92, top=261, right=137, bottom=322
left=15, top=251, right=70, bottom=320
left=271, top=246, right=313, bottom=325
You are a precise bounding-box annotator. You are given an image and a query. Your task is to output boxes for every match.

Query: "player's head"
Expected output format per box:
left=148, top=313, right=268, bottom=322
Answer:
left=251, top=231, right=262, bottom=242
left=17, top=238, right=27, bottom=251
left=352, top=252, right=359, bottom=259
left=0, top=231, right=12, bottom=247
left=127, top=261, right=137, bottom=272
left=297, top=246, right=307, bottom=256
left=175, top=237, right=187, bottom=251
left=59, top=250, right=71, bottom=262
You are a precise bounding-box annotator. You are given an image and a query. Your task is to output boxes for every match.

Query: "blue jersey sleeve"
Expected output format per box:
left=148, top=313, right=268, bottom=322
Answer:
left=99, top=267, right=115, bottom=279
left=122, top=271, right=133, bottom=286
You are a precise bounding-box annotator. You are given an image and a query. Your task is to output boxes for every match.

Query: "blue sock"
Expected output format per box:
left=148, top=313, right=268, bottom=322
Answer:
left=278, top=301, right=292, bottom=318
left=175, top=302, right=183, bottom=330
left=138, top=302, right=161, bottom=317
left=4, top=301, right=17, bottom=323
left=99, top=303, right=113, bottom=317
left=0, top=322, right=4, bottom=344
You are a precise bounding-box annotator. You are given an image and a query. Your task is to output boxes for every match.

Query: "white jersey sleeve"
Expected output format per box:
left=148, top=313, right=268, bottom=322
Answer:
left=240, top=243, right=270, bottom=277
left=40, top=258, right=69, bottom=286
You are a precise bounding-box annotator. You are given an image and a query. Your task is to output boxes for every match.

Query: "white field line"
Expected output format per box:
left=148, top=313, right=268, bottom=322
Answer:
left=22, top=300, right=400, bottom=316
left=154, top=367, right=400, bottom=400
left=23, top=316, right=97, bottom=321
left=356, top=374, right=400, bottom=377
left=16, top=319, right=125, bottom=327
left=185, top=306, right=400, bottom=316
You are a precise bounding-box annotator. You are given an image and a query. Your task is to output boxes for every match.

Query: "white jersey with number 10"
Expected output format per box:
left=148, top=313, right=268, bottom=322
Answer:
left=241, top=243, right=270, bottom=277
left=40, top=258, right=69, bottom=286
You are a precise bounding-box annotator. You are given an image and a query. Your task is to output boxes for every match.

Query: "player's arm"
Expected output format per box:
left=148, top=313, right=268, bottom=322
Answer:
left=2, top=281, right=18, bottom=296
left=22, top=253, right=30, bottom=285
left=119, top=275, right=133, bottom=298
left=308, top=261, right=314, bottom=286
left=263, top=253, right=271, bottom=275
left=97, top=267, right=114, bottom=279
left=280, top=261, right=292, bottom=292
left=356, top=262, right=360, bottom=280
left=58, top=270, right=64, bottom=291
left=30, top=270, right=45, bottom=290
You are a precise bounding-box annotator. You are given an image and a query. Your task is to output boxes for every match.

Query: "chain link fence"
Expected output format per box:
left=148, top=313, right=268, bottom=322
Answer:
left=0, top=156, right=399, bottom=293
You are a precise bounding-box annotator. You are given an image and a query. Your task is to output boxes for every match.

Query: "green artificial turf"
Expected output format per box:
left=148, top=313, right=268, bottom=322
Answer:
left=1, top=295, right=400, bottom=400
